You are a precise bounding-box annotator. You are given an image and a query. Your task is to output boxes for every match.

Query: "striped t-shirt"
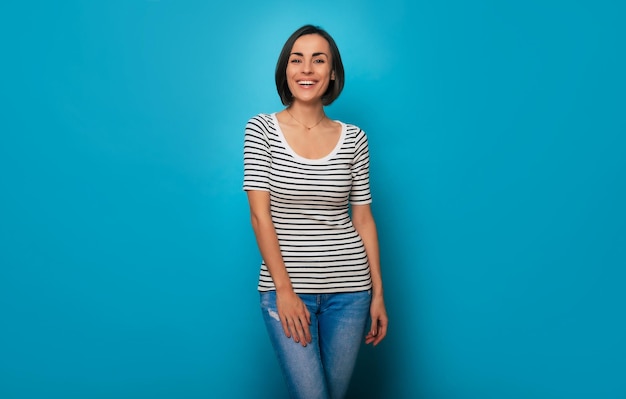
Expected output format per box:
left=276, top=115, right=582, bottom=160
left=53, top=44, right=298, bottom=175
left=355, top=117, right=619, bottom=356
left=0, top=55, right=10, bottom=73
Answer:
left=243, top=113, right=373, bottom=294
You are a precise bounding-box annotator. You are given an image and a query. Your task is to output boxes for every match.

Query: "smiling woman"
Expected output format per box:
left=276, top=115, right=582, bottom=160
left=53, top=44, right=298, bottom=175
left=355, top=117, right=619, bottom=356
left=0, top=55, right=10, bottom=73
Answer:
left=3, top=1, right=625, bottom=398
left=275, top=26, right=344, bottom=108
left=243, top=25, right=388, bottom=399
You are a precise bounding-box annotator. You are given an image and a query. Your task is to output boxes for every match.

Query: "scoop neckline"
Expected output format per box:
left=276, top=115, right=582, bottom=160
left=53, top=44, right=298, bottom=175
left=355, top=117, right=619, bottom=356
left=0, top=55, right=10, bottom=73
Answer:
left=271, top=113, right=346, bottom=164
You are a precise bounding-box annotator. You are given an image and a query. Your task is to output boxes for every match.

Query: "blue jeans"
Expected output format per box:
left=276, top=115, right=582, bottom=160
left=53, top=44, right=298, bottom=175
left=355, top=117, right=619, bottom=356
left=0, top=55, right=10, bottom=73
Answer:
left=260, top=290, right=371, bottom=399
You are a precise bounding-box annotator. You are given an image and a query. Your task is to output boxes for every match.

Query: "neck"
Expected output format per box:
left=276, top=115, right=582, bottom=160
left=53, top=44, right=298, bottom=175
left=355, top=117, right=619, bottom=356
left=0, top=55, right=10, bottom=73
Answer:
left=286, top=102, right=326, bottom=127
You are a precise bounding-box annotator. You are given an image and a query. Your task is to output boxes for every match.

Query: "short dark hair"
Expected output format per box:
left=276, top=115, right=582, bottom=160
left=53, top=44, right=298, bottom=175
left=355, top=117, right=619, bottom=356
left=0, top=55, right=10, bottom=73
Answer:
left=275, top=25, right=345, bottom=106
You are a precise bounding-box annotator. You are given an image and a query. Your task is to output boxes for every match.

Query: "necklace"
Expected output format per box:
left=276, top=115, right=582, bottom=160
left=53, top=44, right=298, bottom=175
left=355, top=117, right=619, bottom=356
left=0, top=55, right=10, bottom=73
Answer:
left=286, top=109, right=326, bottom=130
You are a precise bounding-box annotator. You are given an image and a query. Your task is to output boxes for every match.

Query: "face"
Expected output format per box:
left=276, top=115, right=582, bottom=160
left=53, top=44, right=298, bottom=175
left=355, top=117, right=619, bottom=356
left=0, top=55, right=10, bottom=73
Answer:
left=286, top=34, right=335, bottom=105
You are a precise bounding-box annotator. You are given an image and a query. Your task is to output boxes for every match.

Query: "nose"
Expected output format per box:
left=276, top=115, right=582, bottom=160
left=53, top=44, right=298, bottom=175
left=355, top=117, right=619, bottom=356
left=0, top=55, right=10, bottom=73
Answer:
left=302, top=59, right=313, bottom=74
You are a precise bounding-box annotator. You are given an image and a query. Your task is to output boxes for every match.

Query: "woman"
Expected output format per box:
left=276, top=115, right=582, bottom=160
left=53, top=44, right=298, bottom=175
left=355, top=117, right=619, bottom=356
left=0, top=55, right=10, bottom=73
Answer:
left=243, top=24, right=388, bottom=399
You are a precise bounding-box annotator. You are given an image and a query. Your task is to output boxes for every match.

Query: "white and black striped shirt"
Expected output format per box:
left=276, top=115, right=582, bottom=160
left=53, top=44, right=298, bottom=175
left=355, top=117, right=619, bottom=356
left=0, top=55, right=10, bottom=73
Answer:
left=243, top=113, right=373, bottom=294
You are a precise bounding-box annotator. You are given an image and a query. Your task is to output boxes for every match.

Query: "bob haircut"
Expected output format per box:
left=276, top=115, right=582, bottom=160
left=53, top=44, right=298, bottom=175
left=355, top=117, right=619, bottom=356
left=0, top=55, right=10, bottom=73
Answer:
left=275, top=25, right=345, bottom=106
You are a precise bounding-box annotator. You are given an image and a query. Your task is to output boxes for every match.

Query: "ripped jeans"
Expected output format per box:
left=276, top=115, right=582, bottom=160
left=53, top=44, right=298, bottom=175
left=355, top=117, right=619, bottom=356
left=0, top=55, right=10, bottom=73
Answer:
left=260, top=290, right=371, bottom=399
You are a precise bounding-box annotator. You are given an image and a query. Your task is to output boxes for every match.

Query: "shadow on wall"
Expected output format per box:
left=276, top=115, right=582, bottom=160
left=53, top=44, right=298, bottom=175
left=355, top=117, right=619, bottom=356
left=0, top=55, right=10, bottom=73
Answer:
left=343, top=132, right=419, bottom=398
left=347, top=343, right=389, bottom=398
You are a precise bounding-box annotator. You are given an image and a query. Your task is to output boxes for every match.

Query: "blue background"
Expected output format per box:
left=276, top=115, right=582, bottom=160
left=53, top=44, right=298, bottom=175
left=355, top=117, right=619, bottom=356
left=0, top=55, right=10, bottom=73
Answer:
left=1, top=1, right=625, bottom=398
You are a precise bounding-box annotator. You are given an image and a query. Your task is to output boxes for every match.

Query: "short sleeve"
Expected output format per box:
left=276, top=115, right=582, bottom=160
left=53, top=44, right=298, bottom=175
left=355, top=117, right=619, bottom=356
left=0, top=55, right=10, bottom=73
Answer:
left=243, top=116, right=271, bottom=192
left=349, top=128, right=372, bottom=205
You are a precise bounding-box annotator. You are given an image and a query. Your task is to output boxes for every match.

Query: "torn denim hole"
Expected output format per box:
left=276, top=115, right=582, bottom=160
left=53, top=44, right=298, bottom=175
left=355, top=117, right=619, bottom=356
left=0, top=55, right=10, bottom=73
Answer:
left=267, top=309, right=280, bottom=321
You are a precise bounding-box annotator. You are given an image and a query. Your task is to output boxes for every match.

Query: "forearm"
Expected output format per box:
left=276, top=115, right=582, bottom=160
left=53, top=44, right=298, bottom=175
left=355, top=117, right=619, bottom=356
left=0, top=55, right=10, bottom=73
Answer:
left=250, top=214, right=293, bottom=293
left=352, top=207, right=384, bottom=298
left=359, top=222, right=384, bottom=297
left=249, top=199, right=311, bottom=346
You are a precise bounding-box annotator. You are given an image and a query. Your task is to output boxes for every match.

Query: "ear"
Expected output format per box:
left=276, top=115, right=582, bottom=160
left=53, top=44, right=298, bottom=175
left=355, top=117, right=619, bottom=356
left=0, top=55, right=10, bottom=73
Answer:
left=331, top=71, right=336, bottom=80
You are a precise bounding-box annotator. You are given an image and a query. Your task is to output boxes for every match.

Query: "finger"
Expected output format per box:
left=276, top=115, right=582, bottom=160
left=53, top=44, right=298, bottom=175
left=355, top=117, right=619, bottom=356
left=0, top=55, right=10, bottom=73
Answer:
left=280, top=317, right=291, bottom=338
left=301, top=308, right=312, bottom=342
left=288, top=318, right=301, bottom=343
left=293, top=318, right=309, bottom=347
left=373, top=331, right=383, bottom=346
left=365, top=327, right=376, bottom=344
left=302, top=319, right=312, bottom=344
left=373, top=320, right=388, bottom=346
left=282, top=315, right=300, bottom=342
left=364, top=318, right=386, bottom=346
left=380, top=319, right=388, bottom=339
left=369, top=318, right=378, bottom=337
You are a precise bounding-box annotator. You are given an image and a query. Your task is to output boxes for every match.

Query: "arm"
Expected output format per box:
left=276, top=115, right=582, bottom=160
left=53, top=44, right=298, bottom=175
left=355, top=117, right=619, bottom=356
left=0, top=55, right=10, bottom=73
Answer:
left=246, top=190, right=311, bottom=346
left=351, top=203, right=388, bottom=346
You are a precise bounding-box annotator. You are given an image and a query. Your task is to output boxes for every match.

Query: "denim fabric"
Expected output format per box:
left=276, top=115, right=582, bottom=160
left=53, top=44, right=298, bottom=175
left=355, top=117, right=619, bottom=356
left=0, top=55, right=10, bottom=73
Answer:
left=260, top=290, right=371, bottom=399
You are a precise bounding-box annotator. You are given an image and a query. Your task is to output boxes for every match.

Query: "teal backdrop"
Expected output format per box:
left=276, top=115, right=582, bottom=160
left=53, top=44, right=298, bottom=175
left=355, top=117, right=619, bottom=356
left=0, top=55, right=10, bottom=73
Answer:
left=1, top=1, right=625, bottom=398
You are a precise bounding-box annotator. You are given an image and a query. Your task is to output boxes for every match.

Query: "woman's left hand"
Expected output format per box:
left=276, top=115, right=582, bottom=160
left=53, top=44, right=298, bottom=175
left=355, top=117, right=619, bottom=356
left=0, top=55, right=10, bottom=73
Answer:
left=365, top=295, right=388, bottom=346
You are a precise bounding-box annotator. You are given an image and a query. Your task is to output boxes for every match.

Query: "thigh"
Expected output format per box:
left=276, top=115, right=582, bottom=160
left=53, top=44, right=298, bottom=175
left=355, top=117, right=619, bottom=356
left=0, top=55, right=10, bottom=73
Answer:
left=260, top=291, right=329, bottom=399
left=318, top=291, right=371, bottom=399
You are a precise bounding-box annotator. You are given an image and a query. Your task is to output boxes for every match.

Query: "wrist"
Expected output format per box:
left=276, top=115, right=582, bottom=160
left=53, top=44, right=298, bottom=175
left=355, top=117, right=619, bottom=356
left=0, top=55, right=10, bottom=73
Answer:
left=275, top=285, right=294, bottom=295
left=371, top=286, right=384, bottom=299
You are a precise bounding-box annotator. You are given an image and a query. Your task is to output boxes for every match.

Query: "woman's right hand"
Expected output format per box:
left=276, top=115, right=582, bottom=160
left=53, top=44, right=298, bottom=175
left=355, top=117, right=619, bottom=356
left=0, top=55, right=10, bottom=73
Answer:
left=276, top=289, right=311, bottom=347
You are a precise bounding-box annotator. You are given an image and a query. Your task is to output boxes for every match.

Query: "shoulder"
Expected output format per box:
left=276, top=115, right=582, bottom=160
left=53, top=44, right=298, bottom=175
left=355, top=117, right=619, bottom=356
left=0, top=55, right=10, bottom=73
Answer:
left=336, top=121, right=368, bottom=147
left=247, top=113, right=274, bottom=124
left=335, top=119, right=366, bottom=136
left=246, top=113, right=275, bottom=128
left=245, top=113, right=279, bottom=137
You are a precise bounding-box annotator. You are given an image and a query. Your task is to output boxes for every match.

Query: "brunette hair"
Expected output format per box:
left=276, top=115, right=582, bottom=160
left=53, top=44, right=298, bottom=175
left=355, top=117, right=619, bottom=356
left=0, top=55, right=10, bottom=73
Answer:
left=275, top=25, right=345, bottom=106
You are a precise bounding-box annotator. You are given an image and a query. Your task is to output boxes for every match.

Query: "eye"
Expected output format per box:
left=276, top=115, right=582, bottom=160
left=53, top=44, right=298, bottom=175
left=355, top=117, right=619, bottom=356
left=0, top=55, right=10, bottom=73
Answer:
left=313, top=59, right=325, bottom=64
left=290, top=58, right=302, bottom=64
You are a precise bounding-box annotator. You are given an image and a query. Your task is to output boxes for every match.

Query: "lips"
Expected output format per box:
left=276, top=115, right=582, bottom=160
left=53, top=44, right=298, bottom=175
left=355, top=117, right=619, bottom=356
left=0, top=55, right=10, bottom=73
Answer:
left=297, top=80, right=316, bottom=87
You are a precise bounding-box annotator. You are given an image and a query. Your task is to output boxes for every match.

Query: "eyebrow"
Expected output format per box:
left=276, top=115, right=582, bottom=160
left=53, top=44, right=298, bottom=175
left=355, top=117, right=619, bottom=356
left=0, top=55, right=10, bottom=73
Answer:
left=290, top=52, right=329, bottom=57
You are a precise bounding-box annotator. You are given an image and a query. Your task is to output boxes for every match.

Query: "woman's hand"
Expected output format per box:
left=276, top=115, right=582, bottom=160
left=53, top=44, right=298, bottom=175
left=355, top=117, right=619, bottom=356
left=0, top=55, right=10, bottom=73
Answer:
left=276, top=289, right=312, bottom=347
left=365, top=295, right=388, bottom=346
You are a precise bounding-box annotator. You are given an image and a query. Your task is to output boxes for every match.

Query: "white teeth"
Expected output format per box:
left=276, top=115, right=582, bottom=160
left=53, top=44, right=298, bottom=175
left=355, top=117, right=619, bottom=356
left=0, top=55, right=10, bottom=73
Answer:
left=298, top=81, right=315, bottom=85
